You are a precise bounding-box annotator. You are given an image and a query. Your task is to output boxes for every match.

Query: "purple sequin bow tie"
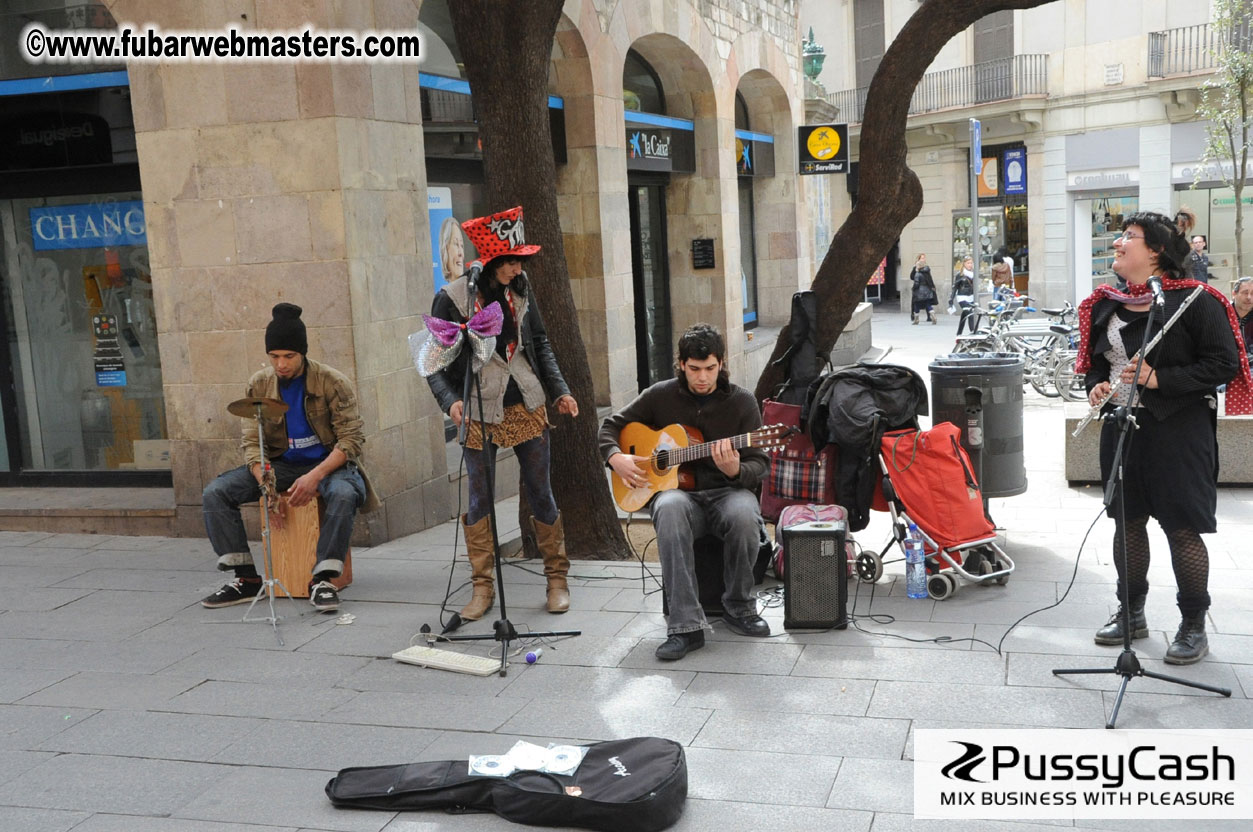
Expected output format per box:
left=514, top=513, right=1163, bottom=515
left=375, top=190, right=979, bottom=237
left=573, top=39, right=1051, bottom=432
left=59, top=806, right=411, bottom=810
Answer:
left=409, top=302, right=504, bottom=377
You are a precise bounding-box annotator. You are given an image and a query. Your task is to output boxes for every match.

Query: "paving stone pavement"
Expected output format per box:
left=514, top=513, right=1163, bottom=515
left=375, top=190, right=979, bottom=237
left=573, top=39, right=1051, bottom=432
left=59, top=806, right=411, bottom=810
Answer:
left=1, top=306, right=1250, bottom=831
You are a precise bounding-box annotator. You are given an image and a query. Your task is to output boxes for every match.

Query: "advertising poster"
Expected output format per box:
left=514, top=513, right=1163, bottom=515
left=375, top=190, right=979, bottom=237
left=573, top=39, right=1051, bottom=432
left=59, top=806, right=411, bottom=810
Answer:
left=1004, top=147, right=1026, bottom=195
left=977, top=157, right=999, bottom=198
left=428, top=186, right=463, bottom=295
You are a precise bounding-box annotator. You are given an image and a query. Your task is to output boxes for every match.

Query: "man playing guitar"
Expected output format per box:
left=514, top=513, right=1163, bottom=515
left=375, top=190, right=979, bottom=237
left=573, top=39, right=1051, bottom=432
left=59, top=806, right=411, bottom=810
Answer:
left=599, top=324, right=770, bottom=660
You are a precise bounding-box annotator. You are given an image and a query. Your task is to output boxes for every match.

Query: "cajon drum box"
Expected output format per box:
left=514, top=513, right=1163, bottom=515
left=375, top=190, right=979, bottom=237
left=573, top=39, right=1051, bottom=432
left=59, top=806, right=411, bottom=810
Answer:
left=269, top=497, right=353, bottom=598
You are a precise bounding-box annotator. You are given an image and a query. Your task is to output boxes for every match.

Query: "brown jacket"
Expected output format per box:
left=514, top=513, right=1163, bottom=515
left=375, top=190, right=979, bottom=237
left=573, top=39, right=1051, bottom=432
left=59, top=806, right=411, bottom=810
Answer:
left=241, top=357, right=380, bottom=513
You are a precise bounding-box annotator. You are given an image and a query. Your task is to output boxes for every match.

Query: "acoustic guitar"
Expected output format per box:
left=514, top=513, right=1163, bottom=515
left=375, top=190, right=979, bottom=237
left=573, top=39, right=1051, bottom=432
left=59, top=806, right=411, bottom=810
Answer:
left=611, top=422, right=794, bottom=512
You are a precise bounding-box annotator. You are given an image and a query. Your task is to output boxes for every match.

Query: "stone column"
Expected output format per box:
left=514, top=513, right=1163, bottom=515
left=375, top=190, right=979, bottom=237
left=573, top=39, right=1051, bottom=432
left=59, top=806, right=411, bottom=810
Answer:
left=119, top=0, right=445, bottom=543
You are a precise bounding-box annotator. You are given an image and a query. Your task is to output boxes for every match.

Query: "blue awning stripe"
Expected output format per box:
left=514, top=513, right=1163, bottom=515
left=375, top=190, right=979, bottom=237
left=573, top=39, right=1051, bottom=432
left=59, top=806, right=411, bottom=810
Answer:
left=419, top=71, right=562, bottom=109
left=624, top=110, right=695, bottom=131
left=0, top=69, right=129, bottom=97
left=735, top=129, right=774, bottom=144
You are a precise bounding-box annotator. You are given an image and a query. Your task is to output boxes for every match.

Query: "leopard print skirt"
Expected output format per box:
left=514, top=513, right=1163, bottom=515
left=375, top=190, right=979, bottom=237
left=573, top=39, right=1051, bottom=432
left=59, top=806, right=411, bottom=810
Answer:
left=465, top=403, right=549, bottom=450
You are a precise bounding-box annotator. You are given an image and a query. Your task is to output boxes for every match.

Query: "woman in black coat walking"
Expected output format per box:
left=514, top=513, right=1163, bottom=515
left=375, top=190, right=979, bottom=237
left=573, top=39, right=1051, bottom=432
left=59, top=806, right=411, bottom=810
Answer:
left=949, top=256, right=977, bottom=334
left=909, top=254, right=937, bottom=324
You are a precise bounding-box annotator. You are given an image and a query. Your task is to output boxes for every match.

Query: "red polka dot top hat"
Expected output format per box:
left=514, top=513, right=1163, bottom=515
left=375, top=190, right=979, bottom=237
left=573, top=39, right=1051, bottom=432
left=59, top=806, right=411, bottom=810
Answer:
left=461, top=205, right=542, bottom=264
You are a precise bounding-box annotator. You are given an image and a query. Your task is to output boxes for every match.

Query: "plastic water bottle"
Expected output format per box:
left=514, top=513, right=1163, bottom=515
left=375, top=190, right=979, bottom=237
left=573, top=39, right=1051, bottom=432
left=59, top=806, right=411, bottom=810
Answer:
left=525, top=648, right=544, bottom=664
left=904, top=524, right=928, bottom=599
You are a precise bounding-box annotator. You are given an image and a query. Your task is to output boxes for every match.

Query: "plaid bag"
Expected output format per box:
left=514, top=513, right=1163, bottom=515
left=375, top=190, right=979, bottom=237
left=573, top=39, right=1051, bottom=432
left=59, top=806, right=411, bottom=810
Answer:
left=761, top=399, right=837, bottom=523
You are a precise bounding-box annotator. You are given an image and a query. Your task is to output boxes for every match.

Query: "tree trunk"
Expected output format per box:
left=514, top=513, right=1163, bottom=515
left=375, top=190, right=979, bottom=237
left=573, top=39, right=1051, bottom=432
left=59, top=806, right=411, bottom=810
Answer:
left=450, top=1, right=631, bottom=559
left=755, top=0, right=1054, bottom=401
left=1237, top=78, right=1249, bottom=277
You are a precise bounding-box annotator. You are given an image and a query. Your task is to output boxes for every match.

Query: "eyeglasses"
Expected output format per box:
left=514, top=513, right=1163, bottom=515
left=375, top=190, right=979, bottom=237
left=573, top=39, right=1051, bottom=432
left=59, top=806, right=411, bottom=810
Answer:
left=1118, top=232, right=1144, bottom=242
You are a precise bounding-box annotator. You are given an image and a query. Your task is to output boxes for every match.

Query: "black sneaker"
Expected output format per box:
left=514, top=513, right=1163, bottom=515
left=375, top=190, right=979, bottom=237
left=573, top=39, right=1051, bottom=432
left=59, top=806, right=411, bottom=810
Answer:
left=201, top=578, right=262, bottom=608
left=310, top=580, right=340, bottom=612
left=723, top=613, right=770, bottom=637
left=655, top=630, right=705, bottom=661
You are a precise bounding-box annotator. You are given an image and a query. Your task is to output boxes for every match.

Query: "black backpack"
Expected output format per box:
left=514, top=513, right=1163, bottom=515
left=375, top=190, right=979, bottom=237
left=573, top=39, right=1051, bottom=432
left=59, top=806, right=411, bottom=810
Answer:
left=324, top=736, right=687, bottom=832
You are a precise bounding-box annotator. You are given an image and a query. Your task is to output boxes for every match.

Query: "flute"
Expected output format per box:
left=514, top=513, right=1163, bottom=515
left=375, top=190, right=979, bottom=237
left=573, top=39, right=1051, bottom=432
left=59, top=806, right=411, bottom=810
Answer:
left=1071, top=286, right=1205, bottom=437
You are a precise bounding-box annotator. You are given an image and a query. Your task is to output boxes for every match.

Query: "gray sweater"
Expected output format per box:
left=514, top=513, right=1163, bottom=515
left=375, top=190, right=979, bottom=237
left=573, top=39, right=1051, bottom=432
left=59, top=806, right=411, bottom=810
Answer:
left=598, top=376, right=768, bottom=493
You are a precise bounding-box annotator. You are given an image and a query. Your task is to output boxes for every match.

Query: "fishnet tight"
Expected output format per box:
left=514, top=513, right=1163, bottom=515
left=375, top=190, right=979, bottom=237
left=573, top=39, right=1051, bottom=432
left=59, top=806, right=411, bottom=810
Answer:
left=1113, top=515, right=1210, bottom=613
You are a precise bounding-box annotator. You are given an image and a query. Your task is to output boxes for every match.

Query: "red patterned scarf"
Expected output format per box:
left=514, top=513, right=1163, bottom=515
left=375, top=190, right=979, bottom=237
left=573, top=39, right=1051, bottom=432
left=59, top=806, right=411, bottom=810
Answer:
left=1074, top=278, right=1253, bottom=414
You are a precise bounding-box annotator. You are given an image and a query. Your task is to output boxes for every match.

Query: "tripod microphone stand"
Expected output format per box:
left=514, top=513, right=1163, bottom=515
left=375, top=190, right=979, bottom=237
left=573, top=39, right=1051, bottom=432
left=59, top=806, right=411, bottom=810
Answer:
left=1053, top=295, right=1230, bottom=727
left=439, top=267, right=580, bottom=676
left=208, top=397, right=303, bottom=646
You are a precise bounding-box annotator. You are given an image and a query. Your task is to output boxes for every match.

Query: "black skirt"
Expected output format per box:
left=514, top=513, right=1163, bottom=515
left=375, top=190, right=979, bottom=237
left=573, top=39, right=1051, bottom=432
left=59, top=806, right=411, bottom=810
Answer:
left=1099, top=397, right=1218, bottom=532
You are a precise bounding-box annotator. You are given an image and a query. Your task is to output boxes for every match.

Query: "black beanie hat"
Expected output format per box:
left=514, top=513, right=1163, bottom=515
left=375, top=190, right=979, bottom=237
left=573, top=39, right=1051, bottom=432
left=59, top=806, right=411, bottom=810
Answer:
left=265, top=303, right=307, bottom=354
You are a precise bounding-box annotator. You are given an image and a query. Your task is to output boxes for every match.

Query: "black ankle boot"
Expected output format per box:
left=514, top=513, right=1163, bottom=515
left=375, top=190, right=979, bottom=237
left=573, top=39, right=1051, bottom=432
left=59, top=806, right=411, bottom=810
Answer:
left=1094, top=595, right=1147, bottom=645
left=1164, top=611, right=1208, bottom=664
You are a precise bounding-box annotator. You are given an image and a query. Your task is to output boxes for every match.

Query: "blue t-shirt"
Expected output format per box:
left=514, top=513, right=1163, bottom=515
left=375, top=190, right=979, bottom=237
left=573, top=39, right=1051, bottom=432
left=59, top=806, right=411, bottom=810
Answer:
left=278, top=374, right=330, bottom=465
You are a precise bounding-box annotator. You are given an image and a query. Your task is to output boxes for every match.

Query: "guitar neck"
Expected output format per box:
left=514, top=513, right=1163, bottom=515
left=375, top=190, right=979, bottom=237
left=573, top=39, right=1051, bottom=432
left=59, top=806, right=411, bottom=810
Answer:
left=668, top=432, right=756, bottom=466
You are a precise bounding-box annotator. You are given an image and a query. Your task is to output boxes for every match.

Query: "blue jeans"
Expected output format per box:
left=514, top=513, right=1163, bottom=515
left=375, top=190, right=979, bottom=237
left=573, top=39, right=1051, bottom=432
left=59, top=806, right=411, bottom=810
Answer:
left=202, top=459, right=366, bottom=577
left=650, top=487, right=762, bottom=635
left=464, top=429, right=558, bottom=526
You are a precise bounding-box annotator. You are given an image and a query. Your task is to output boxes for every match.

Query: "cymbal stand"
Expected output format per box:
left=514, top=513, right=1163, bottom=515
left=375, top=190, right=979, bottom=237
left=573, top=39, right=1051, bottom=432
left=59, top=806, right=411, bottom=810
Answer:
left=237, top=401, right=300, bottom=646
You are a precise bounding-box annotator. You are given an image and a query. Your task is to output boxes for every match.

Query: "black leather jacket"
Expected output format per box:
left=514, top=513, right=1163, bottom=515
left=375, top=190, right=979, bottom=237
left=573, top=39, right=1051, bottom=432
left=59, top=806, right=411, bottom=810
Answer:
left=425, top=274, right=570, bottom=416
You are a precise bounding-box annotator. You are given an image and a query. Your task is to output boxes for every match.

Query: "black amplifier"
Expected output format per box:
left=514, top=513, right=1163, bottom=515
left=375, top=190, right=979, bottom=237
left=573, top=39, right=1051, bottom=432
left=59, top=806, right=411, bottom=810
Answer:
left=782, top=519, right=848, bottom=630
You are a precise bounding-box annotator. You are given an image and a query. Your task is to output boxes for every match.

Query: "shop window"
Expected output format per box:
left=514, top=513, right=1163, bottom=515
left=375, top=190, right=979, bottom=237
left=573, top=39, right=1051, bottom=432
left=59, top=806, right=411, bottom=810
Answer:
left=1173, top=186, right=1251, bottom=284
left=623, top=49, right=665, bottom=114
left=735, top=93, right=759, bottom=328
left=1089, top=195, right=1138, bottom=278
left=1, top=192, right=166, bottom=472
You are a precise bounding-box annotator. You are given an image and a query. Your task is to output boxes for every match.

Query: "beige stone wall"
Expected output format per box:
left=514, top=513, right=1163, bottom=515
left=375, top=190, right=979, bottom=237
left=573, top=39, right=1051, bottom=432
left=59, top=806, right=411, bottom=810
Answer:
left=113, top=0, right=443, bottom=543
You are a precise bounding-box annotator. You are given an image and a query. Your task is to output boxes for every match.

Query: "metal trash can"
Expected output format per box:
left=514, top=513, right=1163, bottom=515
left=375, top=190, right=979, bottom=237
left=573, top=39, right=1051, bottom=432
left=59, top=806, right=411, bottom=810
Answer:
left=928, top=353, right=1027, bottom=498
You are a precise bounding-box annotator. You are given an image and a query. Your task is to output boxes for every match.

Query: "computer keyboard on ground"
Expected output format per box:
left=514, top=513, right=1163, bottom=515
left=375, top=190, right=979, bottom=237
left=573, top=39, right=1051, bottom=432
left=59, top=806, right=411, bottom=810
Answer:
left=391, top=644, right=503, bottom=676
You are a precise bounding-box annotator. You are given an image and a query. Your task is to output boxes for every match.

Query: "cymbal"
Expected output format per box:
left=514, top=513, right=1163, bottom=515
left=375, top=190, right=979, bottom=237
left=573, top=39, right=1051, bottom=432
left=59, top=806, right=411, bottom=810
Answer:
left=227, top=396, right=289, bottom=419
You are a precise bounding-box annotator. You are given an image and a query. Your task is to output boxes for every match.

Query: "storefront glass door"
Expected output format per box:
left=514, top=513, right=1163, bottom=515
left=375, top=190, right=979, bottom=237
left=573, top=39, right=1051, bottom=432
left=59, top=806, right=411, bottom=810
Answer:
left=0, top=192, right=167, bottom=475
left=628, top=182, right=672, bottom=391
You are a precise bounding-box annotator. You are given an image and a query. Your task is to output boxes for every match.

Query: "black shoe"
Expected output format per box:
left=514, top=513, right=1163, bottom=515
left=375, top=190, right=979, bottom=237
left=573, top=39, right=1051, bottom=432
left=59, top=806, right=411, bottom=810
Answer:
left=655, top=630, right=705, bottom=661
left=201, top=578, right=262, bottom=608
left=723, top=612, right=770, bottom=637
left=1094, top=596, right=1147, bottom=645
left=310, top=580, right=340, bottom=612
left=1164, top=612, right=1208, bottom=665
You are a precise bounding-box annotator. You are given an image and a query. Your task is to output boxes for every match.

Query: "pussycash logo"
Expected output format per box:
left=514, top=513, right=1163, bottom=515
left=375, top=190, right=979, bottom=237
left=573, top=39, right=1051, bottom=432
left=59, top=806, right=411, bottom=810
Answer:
left=939, top=741, right=1235, bottom=789
left=942, top=743, right=987, bottom=783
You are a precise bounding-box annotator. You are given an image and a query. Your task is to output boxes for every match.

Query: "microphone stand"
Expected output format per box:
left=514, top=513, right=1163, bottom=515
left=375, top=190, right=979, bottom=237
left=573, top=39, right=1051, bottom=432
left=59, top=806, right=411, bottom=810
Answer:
left=439, top=267, right=580, bottom=677
left=1053, top=289, right=1230, bottom=727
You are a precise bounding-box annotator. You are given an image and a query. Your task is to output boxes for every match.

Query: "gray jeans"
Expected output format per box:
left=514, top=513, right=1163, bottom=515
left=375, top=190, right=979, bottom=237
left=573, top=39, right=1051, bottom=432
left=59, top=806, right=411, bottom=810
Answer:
left=202, top=460, right=366, bottom=578
left=650, top=487, right=762, bottom=635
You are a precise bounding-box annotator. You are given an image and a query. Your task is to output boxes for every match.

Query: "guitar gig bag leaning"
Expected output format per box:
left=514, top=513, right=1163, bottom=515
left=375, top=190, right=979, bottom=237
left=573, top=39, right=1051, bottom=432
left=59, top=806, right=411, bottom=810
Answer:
left=325, top=736, right=687, bottom=832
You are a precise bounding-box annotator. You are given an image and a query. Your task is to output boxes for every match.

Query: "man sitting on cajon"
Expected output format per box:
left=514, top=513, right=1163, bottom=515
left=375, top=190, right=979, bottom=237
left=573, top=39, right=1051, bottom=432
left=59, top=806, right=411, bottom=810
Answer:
left=201, top=303, right=378, bottom=612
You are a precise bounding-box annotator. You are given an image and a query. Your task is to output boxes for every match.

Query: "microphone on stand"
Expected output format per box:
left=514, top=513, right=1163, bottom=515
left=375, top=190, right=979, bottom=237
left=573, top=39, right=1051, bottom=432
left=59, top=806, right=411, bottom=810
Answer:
left=464, top=260, right=483, bottom=297
left=1147, top=275, right=1166, bottom=308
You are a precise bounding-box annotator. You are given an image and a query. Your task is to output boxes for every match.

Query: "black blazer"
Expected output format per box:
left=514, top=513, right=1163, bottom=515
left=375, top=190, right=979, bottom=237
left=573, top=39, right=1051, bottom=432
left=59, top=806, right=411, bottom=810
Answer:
left=1084, top=288, right=1239, bottom=421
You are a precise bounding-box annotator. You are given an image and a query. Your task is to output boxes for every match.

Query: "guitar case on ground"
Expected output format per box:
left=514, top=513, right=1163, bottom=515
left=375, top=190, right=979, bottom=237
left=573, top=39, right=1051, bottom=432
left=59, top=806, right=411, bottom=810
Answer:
left=325, top=736, right=687, bottom=832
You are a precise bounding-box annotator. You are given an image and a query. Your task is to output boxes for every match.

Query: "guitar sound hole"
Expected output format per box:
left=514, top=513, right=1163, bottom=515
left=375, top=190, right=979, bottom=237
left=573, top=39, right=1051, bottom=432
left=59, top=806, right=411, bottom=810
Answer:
left=655, top=449, right=670, bottom=471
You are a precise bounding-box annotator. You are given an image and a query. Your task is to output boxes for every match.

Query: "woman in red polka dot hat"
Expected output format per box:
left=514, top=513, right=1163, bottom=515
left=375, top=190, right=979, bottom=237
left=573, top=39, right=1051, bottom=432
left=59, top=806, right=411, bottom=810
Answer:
left=423, top=206, right=579, bottom=622
left=1076, top=206, right=1251, bottom=665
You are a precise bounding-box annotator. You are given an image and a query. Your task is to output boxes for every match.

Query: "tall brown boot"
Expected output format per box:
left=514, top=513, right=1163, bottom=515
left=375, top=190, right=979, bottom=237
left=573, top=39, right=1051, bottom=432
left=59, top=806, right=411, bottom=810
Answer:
left=533, top=514, right=570, bottom=613
left=459, top=514, right=495, bottom=621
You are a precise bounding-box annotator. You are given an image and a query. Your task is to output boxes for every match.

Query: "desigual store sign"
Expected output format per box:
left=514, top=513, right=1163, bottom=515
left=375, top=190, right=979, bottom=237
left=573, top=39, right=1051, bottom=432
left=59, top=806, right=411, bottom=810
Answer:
left=29, top=200, right=146, bottom=251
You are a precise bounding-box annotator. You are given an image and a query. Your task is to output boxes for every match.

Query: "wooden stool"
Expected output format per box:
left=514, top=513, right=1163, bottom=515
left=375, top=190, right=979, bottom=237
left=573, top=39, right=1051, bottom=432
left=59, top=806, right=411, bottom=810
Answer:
left=269, top=497, right=353, bottom=598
